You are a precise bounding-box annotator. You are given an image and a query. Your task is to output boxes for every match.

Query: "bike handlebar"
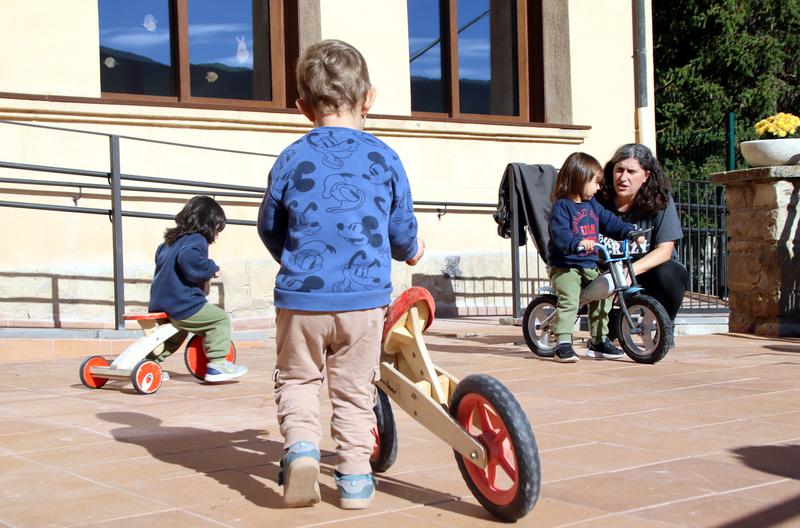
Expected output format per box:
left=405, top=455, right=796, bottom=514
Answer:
left=575, top=228, right=652, bottom=257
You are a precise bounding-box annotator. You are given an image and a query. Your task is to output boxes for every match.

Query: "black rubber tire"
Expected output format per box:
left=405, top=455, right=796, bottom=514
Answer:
left=450, top=374, right=540, bottom=522
left=522, top=295, right=558, bottom=358
left=370, top=387, right=398, bottom=473
left=616, top=293, right=673, bottom=364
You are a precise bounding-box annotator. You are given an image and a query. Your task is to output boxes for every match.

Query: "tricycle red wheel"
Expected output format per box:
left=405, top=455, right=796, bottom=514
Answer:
left=131, top=359, right=162, bottom=395
left=451, top=374, right=540, bottom=522
left=79, top=355, right=110, bottom=389
left=184, top=335, right=237, bottom=380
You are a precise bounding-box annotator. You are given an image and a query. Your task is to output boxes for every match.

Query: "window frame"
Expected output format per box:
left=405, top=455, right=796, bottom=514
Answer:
left=100, top=0, right=294, bottom=110
left=410, top=0, right=544, bottom=124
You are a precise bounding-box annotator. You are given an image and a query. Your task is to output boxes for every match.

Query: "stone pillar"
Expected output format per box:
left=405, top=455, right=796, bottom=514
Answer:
left=710, top=166, right=800, bottom=336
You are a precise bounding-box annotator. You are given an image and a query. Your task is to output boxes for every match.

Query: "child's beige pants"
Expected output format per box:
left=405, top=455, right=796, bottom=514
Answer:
left=273, top=306, right=385, bottom=475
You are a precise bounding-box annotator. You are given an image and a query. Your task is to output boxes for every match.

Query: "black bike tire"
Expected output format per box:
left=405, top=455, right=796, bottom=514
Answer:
left=370, top=386, right=398, bottom=473
left=616, top=293, right=672, bottom=364
left=522, top=295, right=558, bottom=358
left=450, top=374, right=540, bottom=521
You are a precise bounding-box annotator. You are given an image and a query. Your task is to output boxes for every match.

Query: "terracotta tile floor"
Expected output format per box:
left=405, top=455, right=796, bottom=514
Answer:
left=1, top=319, right=799, bottom=527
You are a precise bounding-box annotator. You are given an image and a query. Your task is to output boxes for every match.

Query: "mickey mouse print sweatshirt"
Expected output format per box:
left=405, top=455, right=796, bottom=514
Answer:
left=258, top=127, right=420, bottom=312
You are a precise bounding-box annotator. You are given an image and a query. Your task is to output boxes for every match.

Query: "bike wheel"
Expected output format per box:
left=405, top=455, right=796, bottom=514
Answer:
left=370, top=387, right=398, bottom=473
left=131, top=359, right=163, bottom=395
left=450, top=374, right=540, bottom=522
left=522, top=295, right=558, bottom=357
left=184, top=335, right=237, bottom=380
left=79, top=355, right=109, bottom=389
left=616, top=294, right=672, bottom=364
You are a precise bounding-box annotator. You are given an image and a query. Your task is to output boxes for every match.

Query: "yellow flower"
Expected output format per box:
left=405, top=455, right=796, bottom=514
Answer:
left=754, top=112, right=800, bottom=138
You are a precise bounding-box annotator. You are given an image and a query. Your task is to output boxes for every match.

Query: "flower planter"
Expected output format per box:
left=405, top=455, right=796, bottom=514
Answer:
left=740, top=138, right=800, bottom=167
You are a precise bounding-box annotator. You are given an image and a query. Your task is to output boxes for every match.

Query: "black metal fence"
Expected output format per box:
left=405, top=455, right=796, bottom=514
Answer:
left=658, top=114, right=733, bottom=312
left=672, top=179, right=728, bottom=311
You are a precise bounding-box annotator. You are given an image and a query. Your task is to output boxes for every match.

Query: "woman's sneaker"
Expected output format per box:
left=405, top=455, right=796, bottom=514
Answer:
left=554, top=343, right=579, bottom=363
left=586, top=337, right=625, bottom=360
left=204, top=359, right=247, bottom=382
left=279, top=442, right=321, bottom=507
left=334, top=471, right=376, bottom=509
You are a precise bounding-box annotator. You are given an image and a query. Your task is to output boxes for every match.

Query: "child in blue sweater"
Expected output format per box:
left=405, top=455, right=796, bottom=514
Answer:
left=258, top=40, right=423, bottom=510
left=148, top=195, right=247, bottom=382
left=547, top=152, right=642, bottom=363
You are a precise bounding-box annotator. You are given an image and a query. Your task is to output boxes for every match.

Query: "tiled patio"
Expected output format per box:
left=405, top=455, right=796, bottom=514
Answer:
left=1, top=318, right=799, bottom=527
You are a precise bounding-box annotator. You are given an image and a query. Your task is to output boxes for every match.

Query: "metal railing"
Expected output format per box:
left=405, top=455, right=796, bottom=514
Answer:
left=673, top=179, right=728, bottom=311
left=0, top=120, right=495, bottom=329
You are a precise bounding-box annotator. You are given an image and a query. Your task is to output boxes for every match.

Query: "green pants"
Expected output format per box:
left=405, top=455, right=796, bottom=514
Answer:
left=550, top=267, right=612, bottom=343
left=152, top=303, right=231, bottom=364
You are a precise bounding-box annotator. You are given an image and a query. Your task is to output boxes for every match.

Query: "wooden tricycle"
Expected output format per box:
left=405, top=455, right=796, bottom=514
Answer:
left=78, top=312, right=236, bottom=395
left=369, top=287, right=540, bottom=521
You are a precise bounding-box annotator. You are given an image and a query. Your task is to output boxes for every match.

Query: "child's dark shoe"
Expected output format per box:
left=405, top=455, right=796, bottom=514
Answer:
left=279, top=441, right=320, bottom=507
left=586, top=337, right=624, bottom=360
left=554, top=343, right=579, bottom=363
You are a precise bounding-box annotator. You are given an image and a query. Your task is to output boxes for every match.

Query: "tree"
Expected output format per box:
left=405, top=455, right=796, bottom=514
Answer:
left=654, top=0, right=800, bottom=178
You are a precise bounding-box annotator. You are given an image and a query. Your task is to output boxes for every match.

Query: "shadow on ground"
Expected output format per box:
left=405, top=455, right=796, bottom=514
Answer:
left=714, top=444, right=800, bottom=528
left=97, top=412, right=490, bottom=519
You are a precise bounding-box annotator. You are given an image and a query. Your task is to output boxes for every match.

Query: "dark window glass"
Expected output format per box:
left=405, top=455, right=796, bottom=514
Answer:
left=457, top=0, right=518, bottom=115
left=98, top=0, right=175, bottom=96
left=188, top=0, right=271, bottom=101
left=408, top=0, right=446, bottom=113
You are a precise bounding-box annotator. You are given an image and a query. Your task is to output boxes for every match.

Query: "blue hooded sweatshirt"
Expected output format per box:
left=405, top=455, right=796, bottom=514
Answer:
left=148, top=233, right=219, bottom=319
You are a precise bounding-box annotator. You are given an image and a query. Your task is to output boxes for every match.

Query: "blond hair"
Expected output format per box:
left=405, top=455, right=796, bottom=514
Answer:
left=296, top=39, right=372, bottom=116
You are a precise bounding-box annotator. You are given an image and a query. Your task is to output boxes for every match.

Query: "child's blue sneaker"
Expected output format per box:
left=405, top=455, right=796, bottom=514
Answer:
left=204, top=359, right=247, bottom=382
left=279, top=441, right=320, bottom=507
left=334, top=471, right=376, bottom=509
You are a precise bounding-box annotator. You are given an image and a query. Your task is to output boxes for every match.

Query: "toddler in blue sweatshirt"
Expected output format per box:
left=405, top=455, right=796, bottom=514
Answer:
left=258, top=40, right=424, bottom=510
left=148, top=195, right=247, bottom=382
left=547, top=152, right=642, bottom=363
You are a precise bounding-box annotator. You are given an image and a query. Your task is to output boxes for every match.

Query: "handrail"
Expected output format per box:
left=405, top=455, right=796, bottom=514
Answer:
left=0, top=119, right=278, bottom=158
left=0, top=118, right=497, bottom=329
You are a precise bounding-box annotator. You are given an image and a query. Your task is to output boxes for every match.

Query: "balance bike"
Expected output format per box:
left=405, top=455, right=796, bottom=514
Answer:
left=370, top=287, right=540, bottom=522
left=523, top=232, right=672, bottom=364
left=79, top=312, right=236, bottom=395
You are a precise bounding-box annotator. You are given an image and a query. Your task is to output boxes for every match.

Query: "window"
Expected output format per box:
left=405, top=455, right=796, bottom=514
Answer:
left=99, top=0, right=176, bottom=97
left=98, top=0, right=294, bottom=108
left=408, top=0, right=542, bottom=122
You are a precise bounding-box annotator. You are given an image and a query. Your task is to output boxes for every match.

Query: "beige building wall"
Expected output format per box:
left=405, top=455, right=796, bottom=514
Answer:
left=318, top=0, right=412, bottom=117
left=0, top=1, right=647, bottom=328
left=0, top=0, right=101, bottom=97
left=568, top=0, right=637, bottom=161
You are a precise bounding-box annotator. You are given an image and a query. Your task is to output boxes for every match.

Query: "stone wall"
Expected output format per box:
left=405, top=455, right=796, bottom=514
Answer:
left=710, top=166, right=800, bottom=336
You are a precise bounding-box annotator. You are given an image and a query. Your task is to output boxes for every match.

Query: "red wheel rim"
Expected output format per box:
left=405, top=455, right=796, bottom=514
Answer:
left=456, top=393, right=519, bottom=505
left=134, top=361, right=162, bottom=394
left=370, top=425, right=380, bottom=462
left=186, top=336, right=236, bottom=379
left=81, top=356, right=110, bottom=388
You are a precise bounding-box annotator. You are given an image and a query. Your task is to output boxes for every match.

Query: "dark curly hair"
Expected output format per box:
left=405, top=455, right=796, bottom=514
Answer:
left=596, top=143, right=670, bottom=216
left=164, top=195, right=226, bottom=245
